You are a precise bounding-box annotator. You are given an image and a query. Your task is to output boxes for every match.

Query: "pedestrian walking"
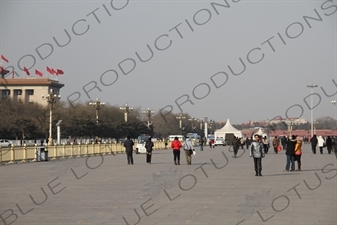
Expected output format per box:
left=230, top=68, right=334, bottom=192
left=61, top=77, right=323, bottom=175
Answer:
left=246, top=137, right=252, bottom=149
left=240, top=138, right=245, bottom=149
left=262, top=136, right=269, bottom=154
left=272, top=136, right=280, bottom=154
left=164, top=138, right=168, bottom=149
left=171, top=137, right=182, bottom=165
left=232, top=136, right=239, bottom=158
left=281, top=136, right=287, bottom=151
left=145, top=137, right=154, bottom=164
left=183, top=136, right=194, bottom=165
left=310, top=134, right=318, bottom=154
left=284, top=135, right=296, bottom=172
left=124, top=136, right=134, bottom=165
left=294, top=136, right=302, bottom=171
left=318, top=136, right=325, bottom=154
left=209, top=139, right=215, bottom=148
left=250, top=134, right=265, bottom=176
left=199, top=138, right=204, bottom=151
left=326, top=136, right=333, bottom=154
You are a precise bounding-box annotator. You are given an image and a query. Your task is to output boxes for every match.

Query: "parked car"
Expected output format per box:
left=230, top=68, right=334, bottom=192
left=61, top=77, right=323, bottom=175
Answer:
left=214, top=137, right=227, bottom=146
left=0, top=139, right=12, bottom=148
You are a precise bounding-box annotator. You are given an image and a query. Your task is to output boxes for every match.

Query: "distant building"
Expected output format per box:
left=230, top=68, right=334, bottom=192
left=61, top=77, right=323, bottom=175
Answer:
left=0, top=78, right=64, bottom=106
left=267, top=117, right=308, bottom=125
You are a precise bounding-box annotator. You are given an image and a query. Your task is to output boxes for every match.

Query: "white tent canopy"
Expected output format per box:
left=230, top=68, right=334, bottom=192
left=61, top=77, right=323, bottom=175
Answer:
left=253, top=128, right=268, bottom=138
left=214, top=119, right=243, bottom=139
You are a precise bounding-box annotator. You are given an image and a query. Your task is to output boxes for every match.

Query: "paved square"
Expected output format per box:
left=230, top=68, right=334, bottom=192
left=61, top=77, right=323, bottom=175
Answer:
left=0, top=144, right=336, bottom=225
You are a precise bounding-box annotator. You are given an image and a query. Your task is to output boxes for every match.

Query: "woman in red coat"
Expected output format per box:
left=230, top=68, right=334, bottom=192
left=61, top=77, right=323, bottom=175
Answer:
left=171, top=137, right=182, bottom=165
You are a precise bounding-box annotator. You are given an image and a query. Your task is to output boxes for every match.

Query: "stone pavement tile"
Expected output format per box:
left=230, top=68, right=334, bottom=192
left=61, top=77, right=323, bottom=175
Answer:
left=1, top=145, right=335, bottom=225
left=156, top=214, right=196, bottom=225
left=318, top=218, right=337, bottom=225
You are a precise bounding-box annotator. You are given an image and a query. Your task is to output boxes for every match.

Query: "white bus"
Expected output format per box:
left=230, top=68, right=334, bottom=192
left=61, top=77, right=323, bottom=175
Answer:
left=168, top=135, right=184, bottom=142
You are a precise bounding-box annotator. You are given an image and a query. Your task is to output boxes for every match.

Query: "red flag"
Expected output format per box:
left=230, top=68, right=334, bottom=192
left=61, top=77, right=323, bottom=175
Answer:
left=47, top=66, right=52, bottom=74
left=1, top=55, right=9, bottom=63
left=56, top=69, right=64, bottom=75
left=51, top=68, right=57, bottom=75
left=35, top=69, right=43, bottom=77
left=0, top=66, right=10, bottom=75
left=24, top=66, right=30, bottom=75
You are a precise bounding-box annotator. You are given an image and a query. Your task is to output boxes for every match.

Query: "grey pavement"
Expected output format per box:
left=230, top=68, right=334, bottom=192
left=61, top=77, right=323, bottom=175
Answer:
left=0, top=144, right=336, bottom=225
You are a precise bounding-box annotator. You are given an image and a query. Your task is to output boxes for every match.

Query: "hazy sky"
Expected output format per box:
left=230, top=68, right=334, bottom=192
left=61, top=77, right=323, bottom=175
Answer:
left=1, top=0, right=336, bottom=124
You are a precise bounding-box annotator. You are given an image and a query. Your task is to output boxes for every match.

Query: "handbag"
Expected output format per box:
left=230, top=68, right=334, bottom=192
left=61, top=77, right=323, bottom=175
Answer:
left=277, top=145, right=282, bottom=152
left=188, top=149, right=193, bottom=155
left=295, top=151, right=301, bottom=155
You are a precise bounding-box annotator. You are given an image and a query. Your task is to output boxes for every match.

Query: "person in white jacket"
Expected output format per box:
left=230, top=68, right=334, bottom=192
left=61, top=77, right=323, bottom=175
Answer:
left=183, top=137, right=194, bottom=165
left=317, top=136, right=325, bottom=154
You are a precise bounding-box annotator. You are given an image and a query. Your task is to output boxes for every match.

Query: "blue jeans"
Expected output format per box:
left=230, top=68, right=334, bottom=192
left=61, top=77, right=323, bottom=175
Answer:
left=285, top=155, right=295, bottom=171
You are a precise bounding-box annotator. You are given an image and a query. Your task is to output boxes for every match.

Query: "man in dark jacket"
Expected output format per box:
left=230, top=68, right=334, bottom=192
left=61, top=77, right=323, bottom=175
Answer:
left=326, top=136, right=333, bottom=154
left=232, top=136, right=239, bottom=158
left=284, top=135, right=296, bottom=171
left=310, top=134, right=318, bottom=154
left=281, top=136, right=287, bottom=150
left=145, top=137, right=154, bottom=164
left=124, top=135, right=134, bottom=165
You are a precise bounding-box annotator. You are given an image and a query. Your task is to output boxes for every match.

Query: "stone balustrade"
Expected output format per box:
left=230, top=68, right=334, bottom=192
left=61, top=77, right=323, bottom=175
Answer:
left=0, top=141, right=171, bottom=165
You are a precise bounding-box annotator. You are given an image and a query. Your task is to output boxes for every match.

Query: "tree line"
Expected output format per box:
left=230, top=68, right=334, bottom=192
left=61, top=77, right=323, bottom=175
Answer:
left=0, top=99, right=335, bottom=141
left=0, top=99, right=206, bottom=141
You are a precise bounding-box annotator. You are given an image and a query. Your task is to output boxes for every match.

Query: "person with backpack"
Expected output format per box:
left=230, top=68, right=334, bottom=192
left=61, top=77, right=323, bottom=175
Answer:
left=145, top=137, right=154, bottom=164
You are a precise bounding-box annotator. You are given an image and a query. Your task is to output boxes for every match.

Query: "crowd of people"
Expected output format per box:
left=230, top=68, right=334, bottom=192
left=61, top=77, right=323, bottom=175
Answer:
left=240, top=134, right=336, bottom=176
left=123, top=134, right=336, bottom=176
left=123, top=135, right=196, bottom=166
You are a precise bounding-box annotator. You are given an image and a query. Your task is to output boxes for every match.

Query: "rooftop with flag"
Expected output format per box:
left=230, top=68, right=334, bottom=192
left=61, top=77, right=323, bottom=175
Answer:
left=0, top=78, right=64, bottom=106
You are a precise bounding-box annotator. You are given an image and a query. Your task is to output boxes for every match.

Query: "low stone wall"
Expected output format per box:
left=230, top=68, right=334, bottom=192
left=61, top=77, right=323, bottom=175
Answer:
left=0, top=141, right=171, bottom=165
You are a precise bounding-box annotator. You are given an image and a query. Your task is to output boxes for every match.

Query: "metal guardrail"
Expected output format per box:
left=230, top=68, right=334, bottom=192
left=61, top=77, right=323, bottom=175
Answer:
left=0, top=141, right=171, bottom=165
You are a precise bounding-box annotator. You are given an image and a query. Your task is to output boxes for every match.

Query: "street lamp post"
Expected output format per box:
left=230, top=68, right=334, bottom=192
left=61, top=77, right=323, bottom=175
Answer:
left=120, top=104, right=133, bottom=122
left=89, top=98, right=105, bottom=123
left=332, top=100, right=337, bottom=125
left=188, top=117, right=198, bottom=130
left=199, top=118, right=203, bottom=130
left=176, top=113, right=186, bottom=133
left=314, top=120, right=318, bottom=134
left=209, top=120, right=214, bottom=135
left=42, top=89, right=61, bottom=146
left=143, top=108, right=154, bottom=127
left=204, top=117, right=208, bottom=139
left=307, top=84, right=318, bottom=137
left=288, top=122, right=293, bottom=136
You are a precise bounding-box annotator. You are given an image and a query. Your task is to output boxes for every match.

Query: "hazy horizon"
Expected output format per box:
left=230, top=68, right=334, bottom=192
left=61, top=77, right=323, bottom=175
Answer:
left=1, top=0, right=336, bottom=124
